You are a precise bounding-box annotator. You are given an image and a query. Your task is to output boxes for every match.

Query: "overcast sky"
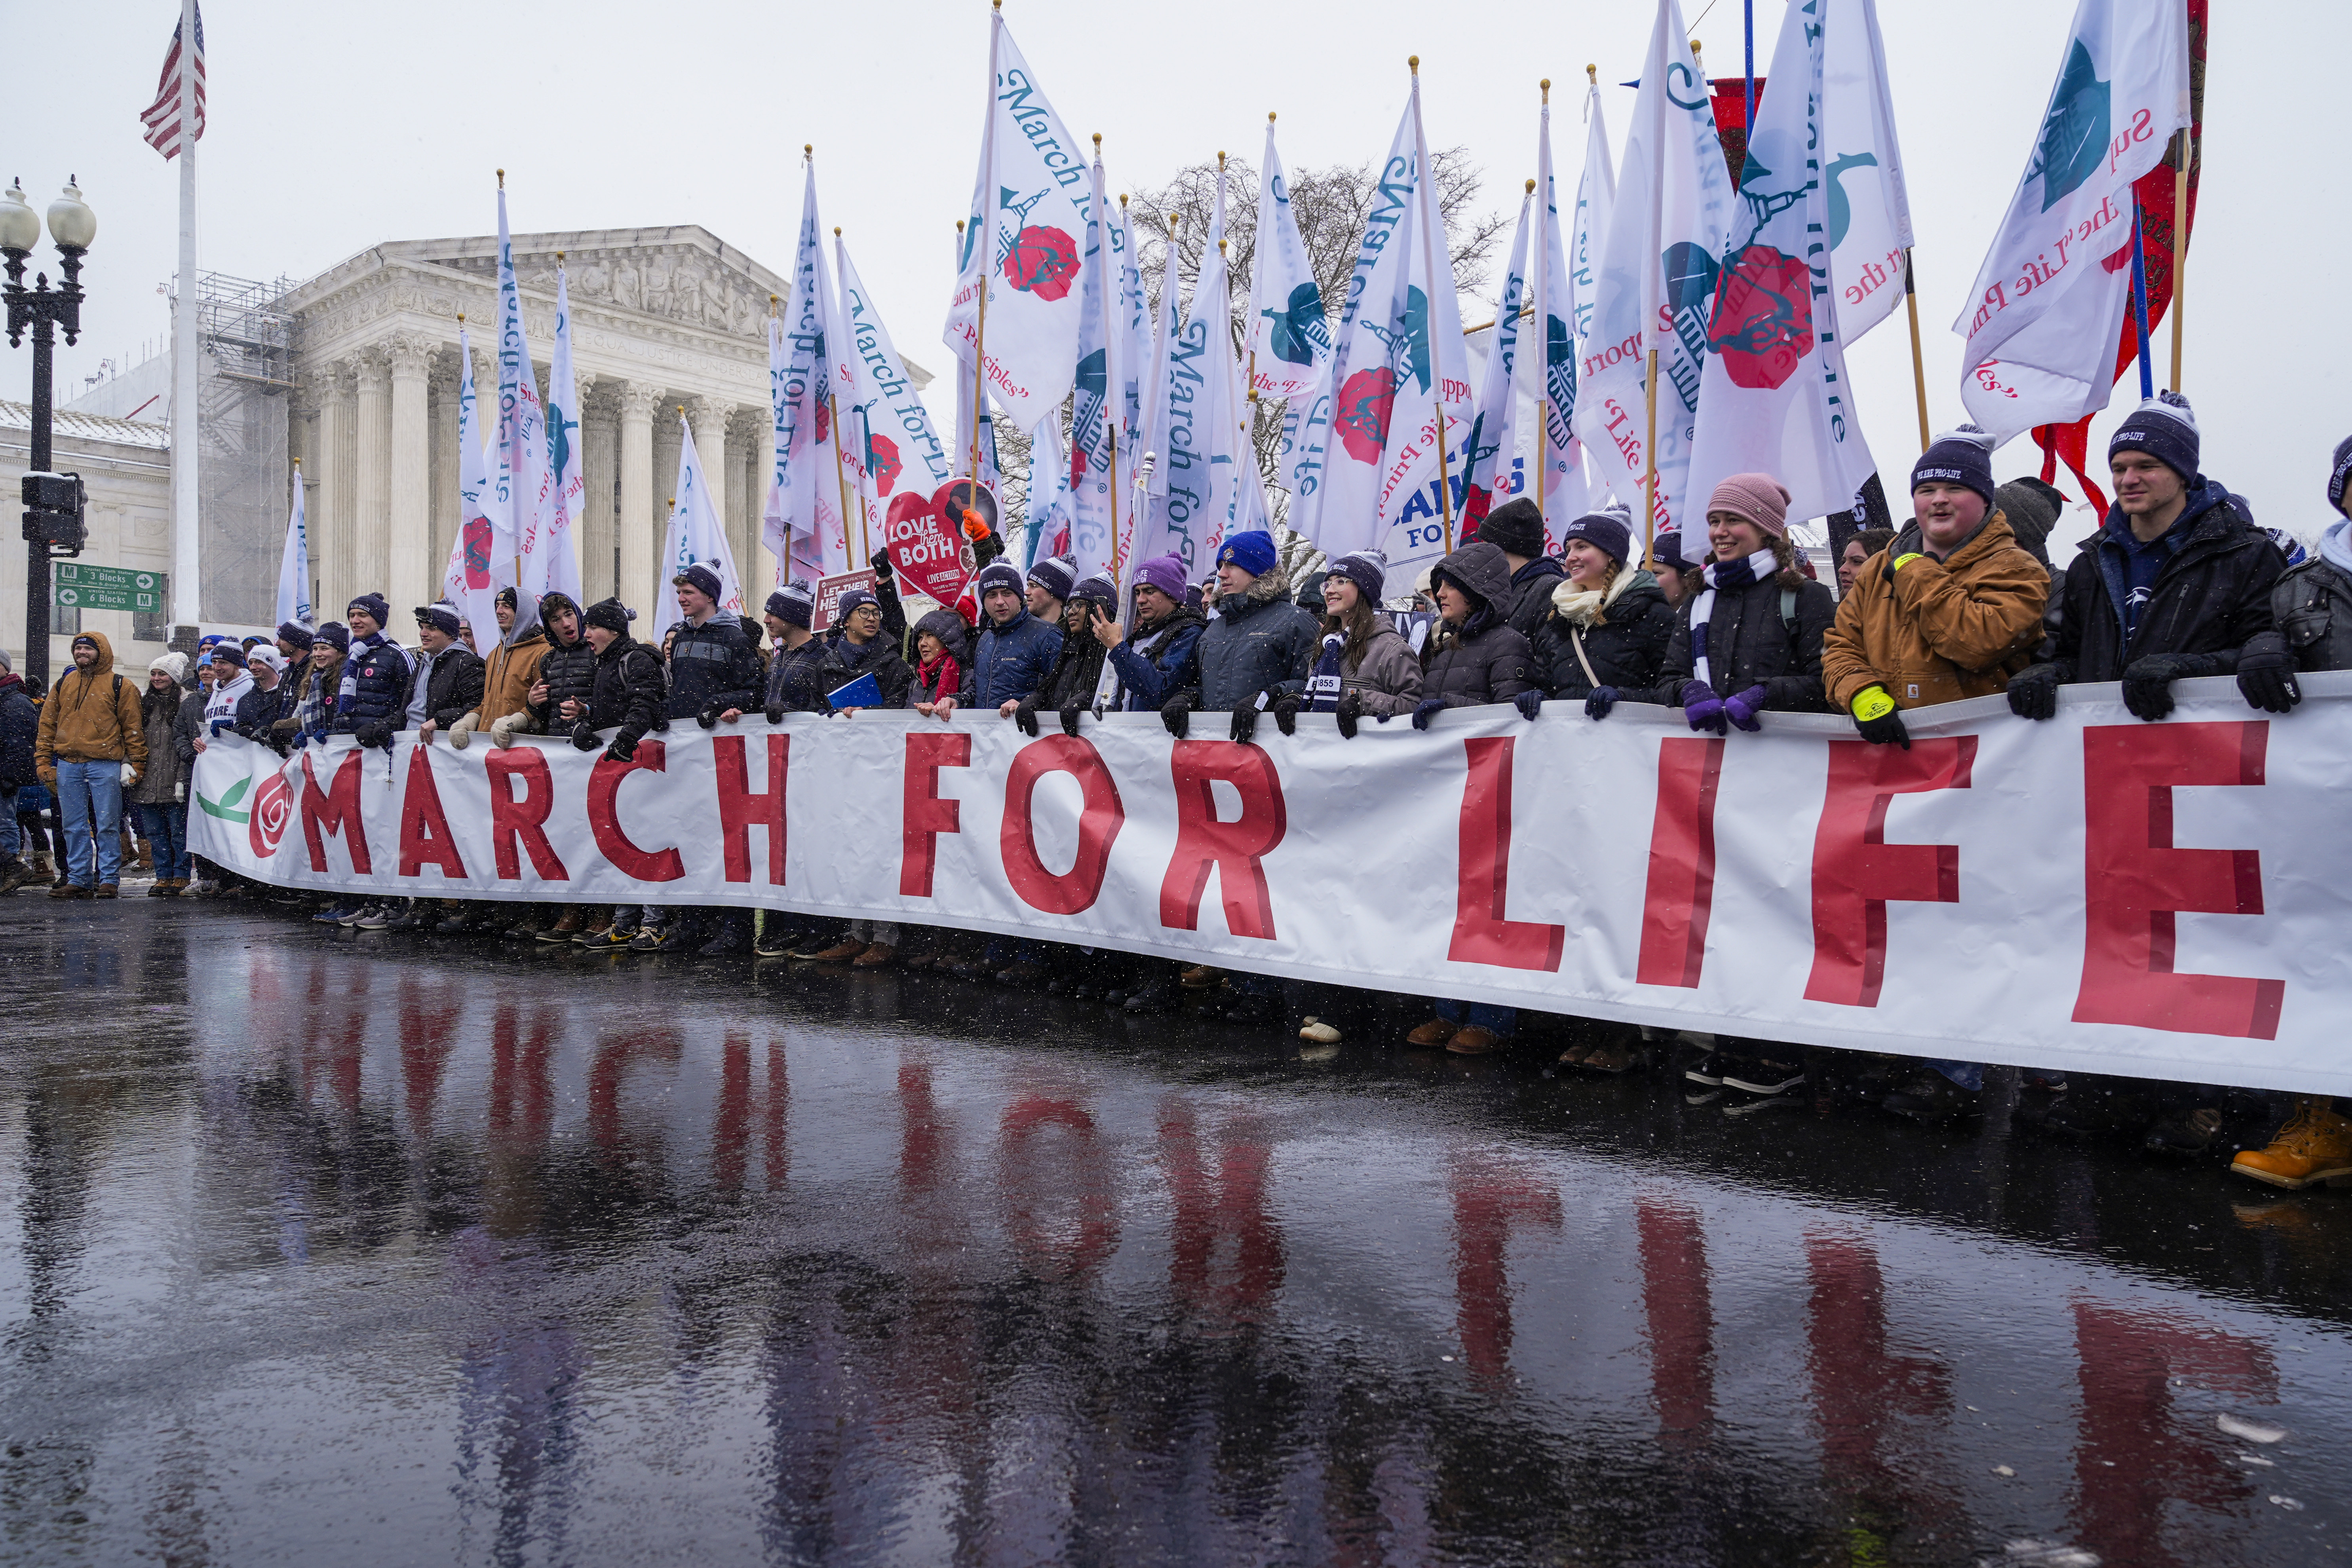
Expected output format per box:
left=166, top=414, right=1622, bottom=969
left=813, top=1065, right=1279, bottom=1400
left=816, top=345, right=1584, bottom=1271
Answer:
left=13, top=0, right=2346, bottom=552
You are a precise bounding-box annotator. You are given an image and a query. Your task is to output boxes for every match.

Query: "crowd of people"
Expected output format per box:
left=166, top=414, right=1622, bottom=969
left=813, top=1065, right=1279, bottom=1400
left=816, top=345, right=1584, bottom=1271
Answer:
left=3, top=390, right=2347, bottom=1195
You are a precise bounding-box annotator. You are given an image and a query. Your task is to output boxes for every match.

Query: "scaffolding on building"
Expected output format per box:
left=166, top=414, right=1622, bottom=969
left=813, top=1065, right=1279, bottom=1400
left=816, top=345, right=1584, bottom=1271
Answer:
left=195, top=272, right=298, bottom=629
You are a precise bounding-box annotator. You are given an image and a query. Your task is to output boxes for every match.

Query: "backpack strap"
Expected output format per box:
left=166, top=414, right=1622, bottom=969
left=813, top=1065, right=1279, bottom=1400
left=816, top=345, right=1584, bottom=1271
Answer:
left=1779, top=587, right=1797, bottom=633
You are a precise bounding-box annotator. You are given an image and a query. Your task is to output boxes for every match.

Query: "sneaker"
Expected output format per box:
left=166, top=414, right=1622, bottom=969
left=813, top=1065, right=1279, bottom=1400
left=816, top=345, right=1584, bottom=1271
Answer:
left=1881, top=1071, right=1981, bottom=1125
left=582, top=924, right=638, bottom=952
left=2232, top=1098, right=2352, bottom=1190
left=574, top=921, right=612, bottom=948
left=1578, top=1040, right=1646, bottom=1075
left=354, top=905, right=395, bottom=931
left=752, top=926, right=803, bottom=958
left=1681, top=1050, right=1724, bottom=1088
left=536, top=911, right=582, bottom=944
left=1219, top=993, right=1283, bottom=1027
left=1299, top=1020, right=1342, bottom=1045
left=1721, top=1058, right=1806, bottom=1096
left=1406, top=1019, right=1459, bottom=1047
left=626, top=926, right=672, bottom=952
left=696, top=920, right=751, bottom=958
left=312, top=902, right=356, bottom=925
left=384, top=906, right=433, bottom=932
left=1123, top=981, right=1178, bottom=1015
left=2142, top=1105, right=2225, bottom=1159
left=338, top=904, right=376, bottom=928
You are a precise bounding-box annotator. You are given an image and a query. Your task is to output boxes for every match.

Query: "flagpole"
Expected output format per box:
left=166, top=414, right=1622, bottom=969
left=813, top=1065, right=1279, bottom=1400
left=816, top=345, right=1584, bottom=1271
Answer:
left=967, top=0, right=1004, bottom=484
left=2128, top=196, right=2155, bottom=402
left=169, top=0, right=201, bottom=635
left=2169, top=129, right=2190, bottom=393
left=827, top=222, right=868, bottom=571
left=1407, top=57, right=1456, bottom=554
left=1902, top=250, right=1931, bottom=452
left=1534, top=80, right=1553, bottom=527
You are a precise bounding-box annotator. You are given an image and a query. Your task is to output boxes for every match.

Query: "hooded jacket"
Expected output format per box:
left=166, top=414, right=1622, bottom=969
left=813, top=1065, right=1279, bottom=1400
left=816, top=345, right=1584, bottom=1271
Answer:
left=1652, top=568, right=1837, bottom=711
left=1531, top=568, right=1678, bottom=700
left=2246, top=540, right=2352, bottom=674
left=662, top=609, right=758, bottom=719
left=131, top=679, right=188, bottom=804
left=473, top=592, right=550, bottom=724
left=0, top=672, right=39, bottom=789
left=1194, top=572, right=1320, bottom=711
left=2041, top=481, right=2285, bottom=684
left=973, top=606, right=1064, bottom=708
left=34, top=632, right=147, bottom=777
left=1420, top=543, right=1540, bottom=709
left=1106, top=606, right=1207, bottom=711
left=1821, top=513, right=2049, bottom=712
left=528, top=610, right=600, bottom=732
left=816, top=627, right=914, bottom=710
left=588, top=632, right=667, bottom=750
left=411, top=643, right=485, bottom=730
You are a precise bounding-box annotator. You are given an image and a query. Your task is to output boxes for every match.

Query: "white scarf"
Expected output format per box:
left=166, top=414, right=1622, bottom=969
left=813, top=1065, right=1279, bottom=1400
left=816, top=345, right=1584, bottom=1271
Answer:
left=1687, top=547, right=1780, bottom=692
left=1550, top=563, right=1640, bottom=629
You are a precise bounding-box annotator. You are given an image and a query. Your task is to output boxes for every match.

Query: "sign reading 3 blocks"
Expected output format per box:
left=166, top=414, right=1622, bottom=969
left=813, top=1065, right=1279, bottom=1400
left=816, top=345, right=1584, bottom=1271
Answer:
left=52, top=562, right=167, bottom=614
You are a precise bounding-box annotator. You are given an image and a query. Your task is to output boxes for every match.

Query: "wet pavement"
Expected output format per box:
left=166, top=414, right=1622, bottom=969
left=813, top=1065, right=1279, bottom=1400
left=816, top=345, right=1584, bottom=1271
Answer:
left=1, top=897, right=2347, bottom=1566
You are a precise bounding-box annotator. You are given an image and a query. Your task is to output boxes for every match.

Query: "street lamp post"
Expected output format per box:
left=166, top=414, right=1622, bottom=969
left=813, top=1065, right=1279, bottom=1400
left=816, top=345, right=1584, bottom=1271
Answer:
left=2, top=177, right=98, bottom=688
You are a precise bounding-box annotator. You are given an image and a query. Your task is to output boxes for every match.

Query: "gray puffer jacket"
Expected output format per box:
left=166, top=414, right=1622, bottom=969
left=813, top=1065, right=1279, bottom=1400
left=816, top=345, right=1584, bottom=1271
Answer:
left=1420, top=542, right=1540, bottom=709
left=1193, top=572, right=1320, bottom=711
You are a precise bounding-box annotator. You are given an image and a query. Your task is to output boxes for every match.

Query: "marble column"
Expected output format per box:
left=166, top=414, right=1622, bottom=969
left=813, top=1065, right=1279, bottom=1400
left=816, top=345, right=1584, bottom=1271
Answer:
left=582, top=381, right=620, bottom=602
left=722, top=409, right=750, bottom=591
left=618, top=383, right=662, bottom=618
left=353, top=348, right=392, bottom=610
left=690, top=397, right=735, bottom=592
left=429, top=353, right=460, bottom=583
left=387, top=336, right=434, bottom=644
left=652, top=405, right=683, bottom=569
left=314, top=359, right=355, bottom=623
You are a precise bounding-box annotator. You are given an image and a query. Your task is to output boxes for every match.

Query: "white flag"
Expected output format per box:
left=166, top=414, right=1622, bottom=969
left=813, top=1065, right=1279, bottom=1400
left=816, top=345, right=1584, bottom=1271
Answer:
left=1139, top=169, right=1251, bottom=579
left=1568, top=82, right=1617, bottom=347
left=1024, top=415, right=1075, bottom=567
left=654, top=411, right=745, bottom=644
left=1573, top=0, right=1737, bottom=543
left=1686, top=0, right=1879, bottom=529
left=440, top=326, right=505, bottom=646
left=942, top=10, right=1095, bottom=432
left=274, top=472, right=311, bottom=629
left=1821, top=0, right=1915, bottom=345
left=493, top=187, right=554, bottom=592
left=532, top=261, right=587, bottom=605
left=1520, top=82, right=1599, bottom=534
left=1246, top=119, right=1332, bottom=403
left=1463, top=187, right=1533, bottom=528
left=768, top=160, right=852, bottom=583
left=1956, top=0, right=2189, bottom=441
left=1069, top=148, right=1124, bottom=582
left=835, top=238, right=956, bottom=564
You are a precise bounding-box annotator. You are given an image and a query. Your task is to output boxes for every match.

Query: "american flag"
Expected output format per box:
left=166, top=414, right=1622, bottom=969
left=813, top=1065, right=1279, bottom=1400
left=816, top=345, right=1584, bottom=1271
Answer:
left=139, top=4, right=207, bottom=160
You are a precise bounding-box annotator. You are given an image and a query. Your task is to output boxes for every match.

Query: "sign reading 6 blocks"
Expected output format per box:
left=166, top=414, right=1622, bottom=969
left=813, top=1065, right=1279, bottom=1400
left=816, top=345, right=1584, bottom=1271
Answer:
left=52, top=562, right=167, bottom=614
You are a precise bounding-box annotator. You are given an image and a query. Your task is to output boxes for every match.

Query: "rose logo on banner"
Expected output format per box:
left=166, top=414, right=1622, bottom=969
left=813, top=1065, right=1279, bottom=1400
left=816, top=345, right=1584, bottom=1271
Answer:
left=1709, top=245, right=1816, bottom=390
left=1003, top=225, right=1080, bottom=302
left=247, top=769, right=293, bottom=857
left=1336, top=369, right=1401, bottom=464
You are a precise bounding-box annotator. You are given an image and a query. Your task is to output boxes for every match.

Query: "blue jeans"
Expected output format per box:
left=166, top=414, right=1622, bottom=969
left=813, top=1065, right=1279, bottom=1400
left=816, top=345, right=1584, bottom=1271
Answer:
left=0, top=785, right=16, bottom=861
left=139, top=801, right=190, bottom=882
left=1436, top=998, right=1517, bottom=1037
left=56, top=760, right=125, bottom=888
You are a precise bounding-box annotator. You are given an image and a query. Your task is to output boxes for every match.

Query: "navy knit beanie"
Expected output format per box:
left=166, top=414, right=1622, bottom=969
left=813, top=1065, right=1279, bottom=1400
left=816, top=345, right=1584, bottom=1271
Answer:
left=1559, top=503, right=1635, bottom=566
left=2329, top=434, right=2352, bottom=516
left=975, top=561, right=1025, bottom=602
left=1329, top=549, right=1389, bottom=604
left=2108, top=391, right=2200, bottom=485
left=276, top=621, right=315, bottom=651
left=1911, top=425, right=1999, bottom=513
left=765, top=580, right=815, bottom=630
left=1026, top=555, right=1076, bottom=603
left=346, top=592, right=390, bottom=629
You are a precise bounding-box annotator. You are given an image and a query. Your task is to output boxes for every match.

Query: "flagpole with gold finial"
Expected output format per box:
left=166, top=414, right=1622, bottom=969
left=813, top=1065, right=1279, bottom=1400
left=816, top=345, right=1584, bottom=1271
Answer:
left=1407, top=56, right=1456, bottom=554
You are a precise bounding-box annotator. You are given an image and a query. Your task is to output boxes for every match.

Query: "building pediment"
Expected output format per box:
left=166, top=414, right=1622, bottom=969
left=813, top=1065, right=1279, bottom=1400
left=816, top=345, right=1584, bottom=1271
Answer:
left=381, top=226, right=786, bottom=344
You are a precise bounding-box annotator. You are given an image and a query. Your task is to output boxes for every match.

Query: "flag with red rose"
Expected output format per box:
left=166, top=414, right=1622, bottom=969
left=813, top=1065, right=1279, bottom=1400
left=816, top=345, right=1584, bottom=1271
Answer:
left=1686, top=0, right=1879, bottom=530
left=941, top=10, right=1095, bottom=433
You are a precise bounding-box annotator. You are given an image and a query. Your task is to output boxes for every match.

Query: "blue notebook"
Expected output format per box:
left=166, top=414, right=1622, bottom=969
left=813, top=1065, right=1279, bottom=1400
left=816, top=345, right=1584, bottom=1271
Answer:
left=827, top=672, right=883, bottom=710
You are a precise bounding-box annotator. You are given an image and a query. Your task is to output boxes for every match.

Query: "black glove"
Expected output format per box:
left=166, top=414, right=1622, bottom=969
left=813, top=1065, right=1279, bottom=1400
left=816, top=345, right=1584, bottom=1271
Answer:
left=1013, top=697, right=1042, bottom=737
left=1059, top=706, right=1083, bottom=738
left=570, top=721, right=600, bottom=752
left=603, top=734, right=637, bottom=764
left=1268, top=690, right=1300, bottom=737
left=1850, top=687, right=1912, bottom=749
left=1585, top=686, right=1620, bottom=721
left=2006, top=665, right=2060, bottom=721
left=2236, top=642, right=2302, bottom=715
left=1229, top=702, right=1259, bottom=743
left=653, top=717, right=671, bottom=733
left=1335, top=689, right=1363, bottom=740
left=697, top=700, right=724, bottom=730
left=1160, top=693, right=1192, bottom=739
left=871, top=546, right=894, bottom=584
left=2122, top=653, right=2190, bottom=722
left=1513, top=689, right=1545, bottom=722
left=764, top=703, right=784, bottom=724
left=1411, top=697, right=1447, bottom=732
left=355, top=721, right=392, bottom=750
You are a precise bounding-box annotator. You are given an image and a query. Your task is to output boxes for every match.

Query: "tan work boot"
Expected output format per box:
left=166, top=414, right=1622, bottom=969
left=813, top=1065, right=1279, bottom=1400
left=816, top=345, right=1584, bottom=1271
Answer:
left=2233, top=1098, right=2352, bottom=1191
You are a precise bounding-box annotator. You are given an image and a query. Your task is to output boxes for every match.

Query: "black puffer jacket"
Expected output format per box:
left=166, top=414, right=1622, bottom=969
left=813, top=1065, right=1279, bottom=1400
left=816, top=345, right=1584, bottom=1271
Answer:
left=1531, top=571, right=1678, bottom=699
left=1504, top=555, right=1567, bottom=640
left=1652, top=569, right=1837, bottom=711
left=662, top=610, right=759, bottom=720
left=1194, top=573, right=1320, bottom=710
left=2042, top=482, right=2285, bottom=684
left=588, top=634, right=667, bottom=751
left=529, top=631, right=600, bottom=732
left=1037, top=617, right=1109, bottom=711
left=765, top=636, right=834, bottom=715
left=815, top=631, right=913, bottom=710
left=415, top=645, right=485, bottom=730
left=1421, top=542, right=1540, bottom=708
left=331, top=635, right=411, bottom=732
left=233, top=679, right=294, bottom=748
left=0, top=673, right=36, bottom=789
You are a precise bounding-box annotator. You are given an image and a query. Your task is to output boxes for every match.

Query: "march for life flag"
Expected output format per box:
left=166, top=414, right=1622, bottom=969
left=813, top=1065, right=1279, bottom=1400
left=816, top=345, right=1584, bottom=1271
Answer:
left=531, top=262, right=588, bottom=606
left=835, top=239, right=956, bottom=570
left=493, top=189, right=555, bottom=585
left=1247, top=120, right=1332, bottom=403
left=274, top=473, right=311, bottom=630
left=654, top=412, right=746, bottom=644
left=1686, top=0, right=1879, bottom=529
left=1517, top=85, right=1599, bottom=538
left=441, top=327, right=506, bottom=646
left=1068, top=150, right=1126, bottom=582
left=1956, top=0, right=2190, bottom=442
left=1138, top=176, right=1250, bottom=580
left=1462, top=188, right=1533, bottom=530
left=769, top=162, right=853, bottom=584
left=942, top=10, right=1095, bottom=433
left=1819, top=0, right=1915, bottom=345
left=1574, top=0, right=1736, bottom=542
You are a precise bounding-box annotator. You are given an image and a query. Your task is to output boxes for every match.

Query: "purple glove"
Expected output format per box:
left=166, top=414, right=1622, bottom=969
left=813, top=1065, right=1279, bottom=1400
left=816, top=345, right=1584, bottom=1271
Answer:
left=1679, top=679, right=1726, bottom=735
left=1725, top=684, right=1769, bottom=733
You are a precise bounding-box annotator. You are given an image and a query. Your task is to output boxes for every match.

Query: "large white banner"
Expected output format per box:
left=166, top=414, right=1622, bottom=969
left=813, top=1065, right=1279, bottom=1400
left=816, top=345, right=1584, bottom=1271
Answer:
left=189, top=679, right=2352, bottom=1097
